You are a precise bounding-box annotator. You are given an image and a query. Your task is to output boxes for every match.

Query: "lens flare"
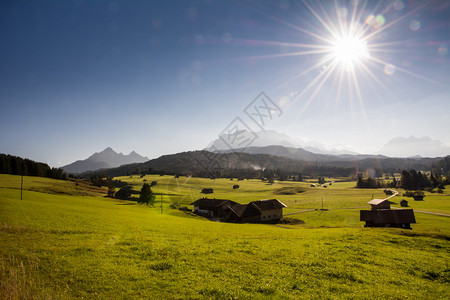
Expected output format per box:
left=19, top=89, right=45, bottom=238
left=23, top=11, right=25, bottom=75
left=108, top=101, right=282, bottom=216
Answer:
left=331, top=35, right=369, bottom=68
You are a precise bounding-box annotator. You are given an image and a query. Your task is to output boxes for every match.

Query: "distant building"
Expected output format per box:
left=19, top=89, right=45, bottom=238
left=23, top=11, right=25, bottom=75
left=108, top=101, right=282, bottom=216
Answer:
left=367, top=199, right=391, bottom=210
left=192, top=198, right=238, bottom=218
left=226, top=199, right=287, bottom=223
left=192, top=198, right=287, bottom=223
left=360, top=199, right=416, bottom=229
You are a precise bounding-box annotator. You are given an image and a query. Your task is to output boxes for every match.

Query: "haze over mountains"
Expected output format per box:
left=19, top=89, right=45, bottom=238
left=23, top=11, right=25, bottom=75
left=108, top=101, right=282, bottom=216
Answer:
left=60, top=131, right=449, bottom=175
left=207, top=130, right=450, bottom=158
left=377, top=136, right=450, bottom=158
left=62, top=147, right=149, bottom=174
left=206, top=130, right=358, bottom=155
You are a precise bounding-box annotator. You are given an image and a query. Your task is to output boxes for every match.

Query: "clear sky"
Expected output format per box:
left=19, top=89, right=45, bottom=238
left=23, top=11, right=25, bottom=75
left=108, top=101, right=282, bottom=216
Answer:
left=1, top=0, right=449, bottom=166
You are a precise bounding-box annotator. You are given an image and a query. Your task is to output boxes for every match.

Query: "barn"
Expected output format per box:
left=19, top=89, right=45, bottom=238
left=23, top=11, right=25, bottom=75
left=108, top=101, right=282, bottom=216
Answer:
left=192, top=198, right=287, bottom=223
left=192, top=198, right=238, bottom=218
left=225, top=199, right=287, bottom=223
left=360, top=199, right=416, bottom=229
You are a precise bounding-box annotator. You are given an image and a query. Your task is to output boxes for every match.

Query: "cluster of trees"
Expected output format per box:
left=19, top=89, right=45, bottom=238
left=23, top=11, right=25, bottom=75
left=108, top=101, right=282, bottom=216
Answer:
left=111, top=183, right=155, bottom=206
left=400, top=170, right=447, bottom=190
left=431, top=156, right=450, bottom=177
left=0, top=154, right=66, bottom=180
left=356, top=169, right=448, bottom=190
left=317, top=177, right=326, bottom=184
left=356, top=174, right=395, bottom=189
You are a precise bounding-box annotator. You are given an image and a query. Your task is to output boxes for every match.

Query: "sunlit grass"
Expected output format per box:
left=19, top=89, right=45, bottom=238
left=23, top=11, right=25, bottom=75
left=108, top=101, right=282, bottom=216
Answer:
left=0, top=174, right=449, bottom=298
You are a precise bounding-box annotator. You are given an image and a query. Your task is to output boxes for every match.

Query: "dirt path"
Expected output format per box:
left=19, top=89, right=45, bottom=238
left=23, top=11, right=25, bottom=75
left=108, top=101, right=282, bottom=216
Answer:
left=391, top=207, right=450, bottom=217
left=383, top=189, right=399, bottom=200
left=284, top=209, right=316, bottom=216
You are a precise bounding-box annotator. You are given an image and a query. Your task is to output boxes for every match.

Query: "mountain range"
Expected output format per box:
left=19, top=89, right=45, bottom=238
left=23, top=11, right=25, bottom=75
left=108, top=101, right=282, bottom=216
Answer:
left=80, top=148, right=446, bottom=180
left=205, top=130, right=358, bottom=155
left=206, top=130, right=450, bottom=158
left=62, top=147, right=149, bottom=174
left=62, top=131, right=449, bottom=175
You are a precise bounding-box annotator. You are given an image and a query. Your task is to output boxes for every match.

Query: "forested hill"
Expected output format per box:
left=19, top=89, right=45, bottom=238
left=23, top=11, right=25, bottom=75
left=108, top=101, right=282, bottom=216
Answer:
left=0, top=154, right=66, bottom=180
left=79, top=150, right=446, bottom=179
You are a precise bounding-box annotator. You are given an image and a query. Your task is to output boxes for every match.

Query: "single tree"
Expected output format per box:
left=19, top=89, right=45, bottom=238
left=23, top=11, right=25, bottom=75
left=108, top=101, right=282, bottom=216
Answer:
left=139, top=183, right=155, bottom=206
left=107, top=185, right=115, bottom=198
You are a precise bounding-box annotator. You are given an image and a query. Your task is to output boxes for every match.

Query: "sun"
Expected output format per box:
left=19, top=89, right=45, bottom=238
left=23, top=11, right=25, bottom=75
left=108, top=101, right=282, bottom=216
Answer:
left=330, top=34, right=369, bottom=69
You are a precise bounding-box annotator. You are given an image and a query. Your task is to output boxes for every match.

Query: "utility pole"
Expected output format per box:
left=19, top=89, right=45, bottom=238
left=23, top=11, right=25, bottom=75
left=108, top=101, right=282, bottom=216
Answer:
left=160, top=193, right=163, bottom=214
left=20, top=175, right=24, bottom=200
left=321, top=197, right=323, bottom=210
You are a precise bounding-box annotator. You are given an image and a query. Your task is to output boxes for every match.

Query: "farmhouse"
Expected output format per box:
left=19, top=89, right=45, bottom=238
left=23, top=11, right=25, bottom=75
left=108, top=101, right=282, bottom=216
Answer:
left=192, top=198, right=287, bottom=223
left=192, top=198, right=238, bottom=218
left=226, top=199, right=287, bottom=223
left=360, top=199, right=416, bottom=229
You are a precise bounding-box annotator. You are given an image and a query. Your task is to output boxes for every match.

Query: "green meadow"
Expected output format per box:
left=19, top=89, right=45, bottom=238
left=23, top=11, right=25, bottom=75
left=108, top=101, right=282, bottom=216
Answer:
left=1, top=174, right=449, bottom=299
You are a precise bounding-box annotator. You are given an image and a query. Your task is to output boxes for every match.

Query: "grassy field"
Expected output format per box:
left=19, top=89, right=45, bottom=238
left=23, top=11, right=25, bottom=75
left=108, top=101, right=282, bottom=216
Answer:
left=1, top=174, right=449, bottom=299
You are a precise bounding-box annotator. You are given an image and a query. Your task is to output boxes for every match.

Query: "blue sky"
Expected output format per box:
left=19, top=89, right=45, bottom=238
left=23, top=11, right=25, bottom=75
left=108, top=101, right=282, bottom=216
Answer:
left=1, top=0, right=449, bottom=166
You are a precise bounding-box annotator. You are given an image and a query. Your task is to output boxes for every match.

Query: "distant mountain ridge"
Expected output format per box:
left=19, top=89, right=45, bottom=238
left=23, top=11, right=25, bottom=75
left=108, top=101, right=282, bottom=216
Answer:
left=80, top=149, right=445, bottom=180
left=216, top=145, right=386, bottom=162
left=207, top=129, right=449, bottom=158
left=62, top=147, right=149, bottom=174
left=205, top=129, right=358, bottom=155
left=377, top=136, right=450, bottom=158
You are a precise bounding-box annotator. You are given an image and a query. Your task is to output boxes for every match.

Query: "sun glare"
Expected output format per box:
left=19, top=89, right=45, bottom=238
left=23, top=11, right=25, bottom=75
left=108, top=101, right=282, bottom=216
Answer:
left=331, top=35, right=369, bottom=68
left=245, top=0, right=438, bottom=121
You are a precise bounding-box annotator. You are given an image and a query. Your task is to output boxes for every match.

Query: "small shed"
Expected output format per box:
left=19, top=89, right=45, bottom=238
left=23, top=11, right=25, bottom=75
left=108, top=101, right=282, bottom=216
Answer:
left=201, top=188, right=214, bottom=194
left=367, top=199, right=391, bottom=210
left=400, top=199, right=409, bottom=207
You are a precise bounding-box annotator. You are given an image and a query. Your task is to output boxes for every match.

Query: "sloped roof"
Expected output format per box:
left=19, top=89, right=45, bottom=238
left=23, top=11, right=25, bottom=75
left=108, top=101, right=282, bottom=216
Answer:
left=367, top=199, right=390, bottom=206
left=191, top=198, right=237, bottom=208
left=250, top=199, right=287, bottom=211
left=227, top=203, right=247, bottom=217
left=360, top=209, right=416, bottom=223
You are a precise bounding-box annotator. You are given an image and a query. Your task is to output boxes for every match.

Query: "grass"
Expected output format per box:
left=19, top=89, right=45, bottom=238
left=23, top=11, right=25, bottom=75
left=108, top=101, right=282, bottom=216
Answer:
left=1, top=174, right=449, bottom=299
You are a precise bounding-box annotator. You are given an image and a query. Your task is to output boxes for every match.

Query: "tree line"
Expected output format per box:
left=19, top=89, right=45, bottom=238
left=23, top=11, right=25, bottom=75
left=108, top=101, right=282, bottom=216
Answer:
left=0, top=154, right=66, bottom=180
left=356, top=169, right=448, bottom=190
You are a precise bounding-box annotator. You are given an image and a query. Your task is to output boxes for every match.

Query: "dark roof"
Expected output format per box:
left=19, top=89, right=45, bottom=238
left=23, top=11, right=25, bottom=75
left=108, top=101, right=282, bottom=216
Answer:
left=228, top=203, right=247, bottom=216
left=191, top=198, right=237, bottom=208
left=249, top=199, right=287, bottom=211
left=360, top=209, right=416, bottom=224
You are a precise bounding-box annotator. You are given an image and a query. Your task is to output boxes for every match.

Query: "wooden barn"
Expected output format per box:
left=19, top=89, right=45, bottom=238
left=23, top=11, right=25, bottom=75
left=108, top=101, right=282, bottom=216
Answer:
left=192, top=198, right=238, bottom=218
left=367, top=199, right=391, bottom=210
left=360, top=199, right=416, bottom=229
left=225, top=199, right=287, bottom=223
left=192, top=198, right=287, bottom=223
